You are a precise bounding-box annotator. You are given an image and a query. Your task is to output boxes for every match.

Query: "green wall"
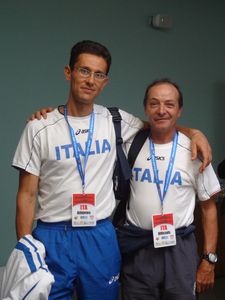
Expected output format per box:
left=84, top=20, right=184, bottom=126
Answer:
left=1, top=0, right=225, bottom=265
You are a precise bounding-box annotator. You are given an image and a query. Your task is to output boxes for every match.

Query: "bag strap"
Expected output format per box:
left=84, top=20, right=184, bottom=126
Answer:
left=124, top=128, right=150, bottom=209
left=128, top=128, right=150, bottom=168
left=107, top=107, right=132, bottom=180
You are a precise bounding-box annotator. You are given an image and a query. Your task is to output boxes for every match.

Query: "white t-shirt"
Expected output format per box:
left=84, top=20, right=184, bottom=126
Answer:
left=126, top=132, right=221, bottom=230
left=12, top=104, right=143, bottom=222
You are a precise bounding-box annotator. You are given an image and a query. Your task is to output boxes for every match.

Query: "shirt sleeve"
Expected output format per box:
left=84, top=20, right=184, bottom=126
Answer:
left=12, top=121, right=41, bottom=176
left=196, top=163, right=221, bottom=201
left=119, top=109, right=144, bottom=143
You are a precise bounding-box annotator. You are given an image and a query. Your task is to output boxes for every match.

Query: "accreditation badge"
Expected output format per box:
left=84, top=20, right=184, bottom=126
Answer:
left=152, top=213, right=176, bottom=248
left=72, top=194, right=96, bottom=227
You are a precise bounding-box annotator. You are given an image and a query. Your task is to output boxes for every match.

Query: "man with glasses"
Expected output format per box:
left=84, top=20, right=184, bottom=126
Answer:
left=12, top=40, right=211, bottom=300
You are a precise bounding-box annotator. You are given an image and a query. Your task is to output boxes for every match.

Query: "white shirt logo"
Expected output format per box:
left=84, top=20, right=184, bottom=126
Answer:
left=108, top=273, right=120, bottom=285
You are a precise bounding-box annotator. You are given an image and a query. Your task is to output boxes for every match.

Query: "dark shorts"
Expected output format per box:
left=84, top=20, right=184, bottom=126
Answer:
left=121, top=233, right=199, bottom=300
left=33, top=219, right=121, bottom=300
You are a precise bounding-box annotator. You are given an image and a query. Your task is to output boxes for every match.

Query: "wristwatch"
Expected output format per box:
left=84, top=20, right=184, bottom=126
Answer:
left=202, top=253, right=218, bottom=264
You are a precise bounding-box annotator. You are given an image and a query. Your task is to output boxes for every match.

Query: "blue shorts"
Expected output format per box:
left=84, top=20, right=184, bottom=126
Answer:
left=33, top=219, right=121, bottom=300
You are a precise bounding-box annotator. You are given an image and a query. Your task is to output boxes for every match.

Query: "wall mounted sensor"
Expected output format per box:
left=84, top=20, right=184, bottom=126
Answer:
left=151, top=14, right=173, bottom=29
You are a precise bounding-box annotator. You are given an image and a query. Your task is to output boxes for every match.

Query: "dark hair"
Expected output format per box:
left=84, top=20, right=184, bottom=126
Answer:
left=69, top=40, right=111, bottom=74
left=143, top=78, right=183, bottom=108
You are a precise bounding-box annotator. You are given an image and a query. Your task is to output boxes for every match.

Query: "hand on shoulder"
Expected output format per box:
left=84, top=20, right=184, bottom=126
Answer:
left=27, top=107, right=54, bottom=122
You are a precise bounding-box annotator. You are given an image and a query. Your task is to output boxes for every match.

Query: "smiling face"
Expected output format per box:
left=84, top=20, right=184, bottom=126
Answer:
left=144, top=83, right=182, bottom=141
left=64, top=53, right=109, bottom=114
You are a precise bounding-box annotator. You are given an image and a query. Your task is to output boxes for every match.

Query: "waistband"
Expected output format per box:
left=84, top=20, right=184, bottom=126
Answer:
left=116, top=222, right=195, bottom=254
left=124, top=220, right=195, bottom=237
left=37, top=218, right=110, bottom=230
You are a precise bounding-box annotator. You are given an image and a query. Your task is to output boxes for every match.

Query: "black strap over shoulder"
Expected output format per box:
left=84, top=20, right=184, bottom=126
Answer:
left=108, top=107, right=151, bottom=227
left=108, top=107, right=132, bottom=180
left=111, top=123, right=150, bottom=227
left=128, top=128, right=150, bottom=168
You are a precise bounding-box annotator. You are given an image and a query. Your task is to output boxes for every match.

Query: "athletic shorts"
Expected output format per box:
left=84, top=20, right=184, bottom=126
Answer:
left=121, top=233, right=199, bottom=300
left=33, top=219, right=121, bottom=300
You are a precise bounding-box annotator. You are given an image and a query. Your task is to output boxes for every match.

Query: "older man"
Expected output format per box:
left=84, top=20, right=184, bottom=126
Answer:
left=119, top=79, right=220, bottom=300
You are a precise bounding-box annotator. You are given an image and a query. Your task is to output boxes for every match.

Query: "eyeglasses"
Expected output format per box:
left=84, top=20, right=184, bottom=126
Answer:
left=75, top=67, right=108, bottom=81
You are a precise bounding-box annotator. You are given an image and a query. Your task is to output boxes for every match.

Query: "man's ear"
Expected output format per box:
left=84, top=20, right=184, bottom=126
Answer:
left=99, top=77, right=109, bottom=92
left=64, top=65, right=71, bottom=81
left=144, top=106, right=148, bottom=117
left=178, top=107, right=183, bottom=119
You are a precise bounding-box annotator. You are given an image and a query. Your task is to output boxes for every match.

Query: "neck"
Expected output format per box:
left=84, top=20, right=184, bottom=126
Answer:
left=150, top=129, right=176, bottom=144
left=63, top=101, right=94, bottom=117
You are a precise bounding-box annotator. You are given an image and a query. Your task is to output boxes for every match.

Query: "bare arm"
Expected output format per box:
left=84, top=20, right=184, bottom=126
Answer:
left=16, top=170, right=39, bottom=239
left=196, top=198, right=218, bottom=294
left=29, top=110, right=212, bottom=171
left=29, top=108, right=212, bottom=168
